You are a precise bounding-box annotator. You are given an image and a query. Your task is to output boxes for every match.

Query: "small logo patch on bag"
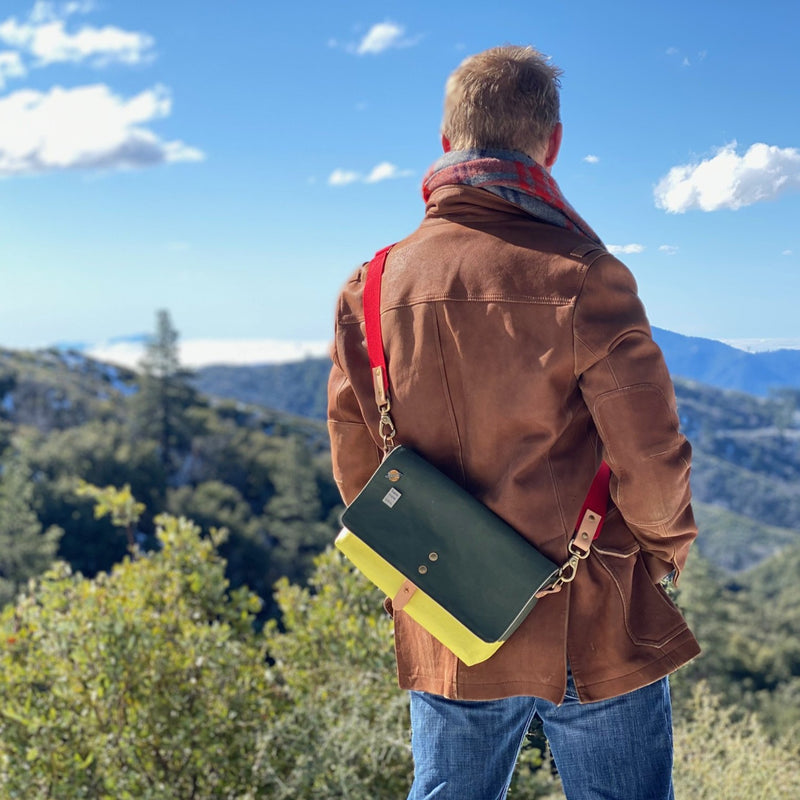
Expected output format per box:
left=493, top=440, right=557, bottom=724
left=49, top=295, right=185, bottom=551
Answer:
left=382, top=487, right=402, bottom=508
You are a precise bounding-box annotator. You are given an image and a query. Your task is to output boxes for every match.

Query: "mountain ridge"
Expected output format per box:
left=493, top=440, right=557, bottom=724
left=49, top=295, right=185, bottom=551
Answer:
left=54, top=328, right=800, bottom=396
left=651, top=328, right=800, bottom=396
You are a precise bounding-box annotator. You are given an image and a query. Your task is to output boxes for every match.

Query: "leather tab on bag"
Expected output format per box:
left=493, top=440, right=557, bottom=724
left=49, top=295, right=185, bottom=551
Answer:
left=372, top=366, right=388, bottom=406
left=392, top=578, right=419, bottom=612
left=574, top=509, right=602, bottom=554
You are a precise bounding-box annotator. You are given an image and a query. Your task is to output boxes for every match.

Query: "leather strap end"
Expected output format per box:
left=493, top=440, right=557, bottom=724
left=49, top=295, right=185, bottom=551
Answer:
left=392, top=578, right=418, bottom=612
left=372, top=366, right=388, bottom=407
left=574, top=509, right=602, bottom=553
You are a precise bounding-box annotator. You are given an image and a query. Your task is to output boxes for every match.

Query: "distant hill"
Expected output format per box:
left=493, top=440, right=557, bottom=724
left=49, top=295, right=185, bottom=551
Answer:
left=193, top=327, right=800, bottom=421
left=0, top=346, right=138, bottom=431
left=652, top=327, right=800, bottom=396
left=193, top=358, right=330, bottom=421
left=691, top=501, right=798, bottom=572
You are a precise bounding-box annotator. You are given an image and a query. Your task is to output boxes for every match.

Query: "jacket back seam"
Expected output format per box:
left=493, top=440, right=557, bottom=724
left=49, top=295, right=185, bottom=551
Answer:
left=431, top=303, right=467, bottom=487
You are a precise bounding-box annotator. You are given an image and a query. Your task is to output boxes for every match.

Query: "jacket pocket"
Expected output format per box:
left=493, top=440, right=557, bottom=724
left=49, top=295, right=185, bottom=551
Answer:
left=592, top=545, right=686, bottom=648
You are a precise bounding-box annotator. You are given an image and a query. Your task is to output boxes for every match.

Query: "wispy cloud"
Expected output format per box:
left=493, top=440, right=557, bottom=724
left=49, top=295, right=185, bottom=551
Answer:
left=654, top=141, right=800, bottom=213
left=782, top=249, right=793, bottom=256
left=0, top=84, right=203, bottom=176
left=365, top=162, right=412, bottom=182
left=328, top=168, right=361, bottom=186
left=331, top=21, right=421, bottom=56
left=0, top=50, right=25, bottom=87
left=666, top=46, right=706, bottom=68
left=357, top=22, right=405, bottom=55
left=659, top=245, right=679, bottom=255
left=328, top=161, right=413, bottom=186
left=583, top=154, right=599, bottom=164
left=607, top=243, right=645, bottom=255
left=0, top=1, right=154, bottom=67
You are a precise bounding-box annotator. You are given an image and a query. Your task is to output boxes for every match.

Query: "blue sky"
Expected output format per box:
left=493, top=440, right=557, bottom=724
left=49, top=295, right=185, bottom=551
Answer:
left=1, top=0, right=799, bottom=356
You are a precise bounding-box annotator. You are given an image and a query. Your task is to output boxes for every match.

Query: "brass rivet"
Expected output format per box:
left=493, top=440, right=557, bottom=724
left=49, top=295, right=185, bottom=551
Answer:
left=428, top=552, right=439, bottom=562
left=418, top=565, right=428, bottom=575
left=581, top=532, right=590, bottom=540
left=387, top=469, right=402, bottom=483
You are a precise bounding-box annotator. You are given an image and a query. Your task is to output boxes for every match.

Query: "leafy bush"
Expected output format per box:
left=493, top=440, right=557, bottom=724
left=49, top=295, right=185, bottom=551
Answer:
left=0, top=513, right=274, bottom=799
left=673, top=683, right=800, bottom=799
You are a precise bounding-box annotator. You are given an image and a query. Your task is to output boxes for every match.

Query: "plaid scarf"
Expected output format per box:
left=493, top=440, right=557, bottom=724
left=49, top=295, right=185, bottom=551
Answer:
left=422, top=149, right=602, bottom=245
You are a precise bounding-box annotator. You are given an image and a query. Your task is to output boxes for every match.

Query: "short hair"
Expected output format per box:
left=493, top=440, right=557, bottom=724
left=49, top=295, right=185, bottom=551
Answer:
left=442, top=45, right=563, bottom=156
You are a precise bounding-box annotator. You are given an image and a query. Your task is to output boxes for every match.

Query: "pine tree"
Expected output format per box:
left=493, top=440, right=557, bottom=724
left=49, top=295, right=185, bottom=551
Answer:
left=0, top=456, right=62, bottom=606
left=134, top=310, right=203, bottom=478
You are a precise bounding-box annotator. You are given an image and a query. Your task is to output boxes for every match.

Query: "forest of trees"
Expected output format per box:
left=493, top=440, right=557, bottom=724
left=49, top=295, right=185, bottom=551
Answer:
left=0, top=312, right=339, bottom=620
left=0, top=310, right=798, bottom=797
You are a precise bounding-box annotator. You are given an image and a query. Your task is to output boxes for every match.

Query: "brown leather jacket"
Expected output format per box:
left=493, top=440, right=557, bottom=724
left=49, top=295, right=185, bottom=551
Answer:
left=327, top=185, right=700, bottom=703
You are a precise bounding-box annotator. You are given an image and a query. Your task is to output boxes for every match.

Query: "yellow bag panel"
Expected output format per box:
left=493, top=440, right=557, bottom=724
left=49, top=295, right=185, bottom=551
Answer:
left=335, top=528, right=502, bottom=666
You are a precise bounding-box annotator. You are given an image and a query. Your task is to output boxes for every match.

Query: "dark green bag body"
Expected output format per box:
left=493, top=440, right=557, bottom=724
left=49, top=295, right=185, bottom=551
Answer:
left=340, top=446, right=559, bottom=643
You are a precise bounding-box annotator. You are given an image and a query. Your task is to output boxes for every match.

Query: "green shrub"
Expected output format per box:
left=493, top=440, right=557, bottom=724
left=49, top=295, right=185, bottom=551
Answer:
left=0, top=513, right=273, bottom=799
left=673, top=683, right=800, bottom=799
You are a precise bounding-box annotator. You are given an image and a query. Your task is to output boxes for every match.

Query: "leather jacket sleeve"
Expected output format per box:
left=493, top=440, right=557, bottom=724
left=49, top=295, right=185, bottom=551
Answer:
left=327, top=343, right=382, bottom=505
left=573, top=254, right=696, bottom=582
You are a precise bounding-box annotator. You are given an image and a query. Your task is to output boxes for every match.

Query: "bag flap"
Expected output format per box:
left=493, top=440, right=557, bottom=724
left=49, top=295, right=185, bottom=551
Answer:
left=341, top=447, right=558, bottom=642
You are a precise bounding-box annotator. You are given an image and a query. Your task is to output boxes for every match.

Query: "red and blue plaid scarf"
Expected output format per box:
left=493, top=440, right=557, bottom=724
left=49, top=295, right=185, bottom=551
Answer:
left=422, top=149, right=602, bottom=245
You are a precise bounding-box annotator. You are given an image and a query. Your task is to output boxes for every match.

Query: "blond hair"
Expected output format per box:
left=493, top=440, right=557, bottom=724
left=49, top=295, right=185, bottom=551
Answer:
left=442, top=45, right=562, bottom=156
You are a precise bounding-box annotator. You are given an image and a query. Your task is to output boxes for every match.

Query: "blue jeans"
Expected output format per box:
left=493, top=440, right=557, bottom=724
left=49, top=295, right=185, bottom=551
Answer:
left=407, top=674, right=674, bottom=800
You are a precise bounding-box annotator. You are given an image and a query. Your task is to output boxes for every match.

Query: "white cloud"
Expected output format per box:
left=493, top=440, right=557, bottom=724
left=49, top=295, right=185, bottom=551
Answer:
left=0, top=1, right=153, bottom=67
left=0, top=50, right=26, bottom=87
left=659, top=245, right=679, bottom=255
left=0, top=84, right=203, bottom=176
left=654, top=141, right=800, bottom=213
left=356, top=22, right=405, bottom=55
left=328, top=161, right=412, bottom=186
left=87, top=338, right=331, bottom=369
left=782, top=249, right=793, bottom=256
left=722, top=337, right=800, bottom=353
left=331, top=21, right=421, bottom=56
left=328, top=168, right=360, bottom=186
left=607, top=243, right=645, bottom=255
left=583, top=154, right=599, bottom=164
left=30, top=2, right=94, bottom=24
left=365, top=161, right=413, bottom=183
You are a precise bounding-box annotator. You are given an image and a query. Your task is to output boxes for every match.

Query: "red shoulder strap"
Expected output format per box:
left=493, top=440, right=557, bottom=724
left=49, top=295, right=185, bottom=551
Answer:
left=575, top=460, right=611, bottom=541
left=363, top=245, right=394, bottom=407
